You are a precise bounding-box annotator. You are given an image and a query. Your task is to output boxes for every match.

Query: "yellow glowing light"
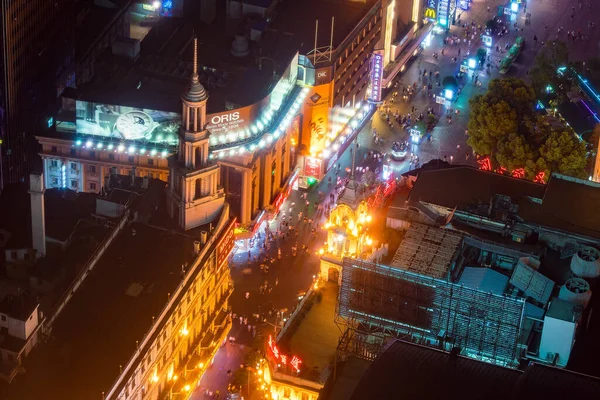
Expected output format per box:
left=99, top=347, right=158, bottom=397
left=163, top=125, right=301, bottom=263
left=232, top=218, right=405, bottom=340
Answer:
left=173, top=375, right=178, bottom=381
left=366, top=215, right=372, bottom=223
left=366, top=237, right=373, bottom=246
left=151, top=374, right=159, bottom=383
left=184, top=385, right=191, bottom=392
left=352, top=228, right=359, bottom=237
left=180, top=323, right=189, bottom=336
left=258, top=369, right=263, bottom=375
left=314, top=282, right=319, bottom=290
left=199, top=362, right=205, bottom=369
left=318, top=248, right=325, bottom=255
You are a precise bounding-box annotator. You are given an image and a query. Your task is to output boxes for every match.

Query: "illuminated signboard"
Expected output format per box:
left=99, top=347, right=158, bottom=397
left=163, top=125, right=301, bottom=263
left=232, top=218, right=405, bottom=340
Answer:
left=425, top=0, right=438, bottom=19
left=304, top=157, right=322, bottom=179
left=268, top=336, right=302, bottom=372
left=207, top=53, right=299, bottom=142
left=437, top=0, right=450, bottom=27
left=74, top=101, right=179, bottom=145
left=368, top=53, right=384, bottom=102
left=217, top=220, right=235, bottom=268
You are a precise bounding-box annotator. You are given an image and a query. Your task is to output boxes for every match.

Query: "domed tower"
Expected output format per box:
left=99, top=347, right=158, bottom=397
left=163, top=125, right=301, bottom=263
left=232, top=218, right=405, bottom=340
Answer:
left=168, top=37, right=224, bottom=230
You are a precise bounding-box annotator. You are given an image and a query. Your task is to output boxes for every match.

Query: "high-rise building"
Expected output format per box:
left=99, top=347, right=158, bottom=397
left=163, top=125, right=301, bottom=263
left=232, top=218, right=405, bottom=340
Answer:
left=0, top=0, right=76, bottom=187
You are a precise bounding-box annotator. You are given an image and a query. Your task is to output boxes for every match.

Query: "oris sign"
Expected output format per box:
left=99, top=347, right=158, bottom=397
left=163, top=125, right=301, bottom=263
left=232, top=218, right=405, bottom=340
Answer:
left=206, top=109, right=250, bottom=134
left=210, top=112, right=240, bottom=125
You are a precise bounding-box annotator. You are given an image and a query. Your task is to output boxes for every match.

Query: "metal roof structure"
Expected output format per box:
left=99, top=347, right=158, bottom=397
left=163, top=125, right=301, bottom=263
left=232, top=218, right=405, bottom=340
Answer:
left=458, top=267, right=509, bottom=295
left=510, top=259, right=555, bottom=306
left=338, top=258, right=526, bottom=366
left=389, top=223, right=463, bottom=279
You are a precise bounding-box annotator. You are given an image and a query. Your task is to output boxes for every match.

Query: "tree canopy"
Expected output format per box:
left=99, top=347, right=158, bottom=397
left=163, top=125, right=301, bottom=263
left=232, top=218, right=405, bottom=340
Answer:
left=468, top=78, right=588, bottom=179
left=529, top=40, right=570, bottom=105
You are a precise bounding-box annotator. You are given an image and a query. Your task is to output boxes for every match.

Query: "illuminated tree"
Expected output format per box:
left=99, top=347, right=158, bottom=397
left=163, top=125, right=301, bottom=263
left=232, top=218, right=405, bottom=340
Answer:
left=468, top=78, right=588, bottom=179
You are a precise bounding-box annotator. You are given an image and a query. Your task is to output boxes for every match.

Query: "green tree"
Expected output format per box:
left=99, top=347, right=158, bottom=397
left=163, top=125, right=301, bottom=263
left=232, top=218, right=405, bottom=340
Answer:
left=467, top=78, right=588, bottom=179
left=529, top=41, right=570, bottom=104
left=467, top=78, right=534, bottom=156
left=539, top=129, right=587, bottom=178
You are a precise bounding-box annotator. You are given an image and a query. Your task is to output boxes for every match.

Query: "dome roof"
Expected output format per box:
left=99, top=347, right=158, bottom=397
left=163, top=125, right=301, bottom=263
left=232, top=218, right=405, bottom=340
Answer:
left=183, top=75, right=208, bottom=103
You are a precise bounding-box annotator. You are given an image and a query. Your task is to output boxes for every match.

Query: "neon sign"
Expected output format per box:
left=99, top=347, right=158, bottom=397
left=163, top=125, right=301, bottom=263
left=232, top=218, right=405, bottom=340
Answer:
left=534, top=171, right=546, bottom=184
left=268, top=336, right=302, bottom=372
left=425, top=0, right=438, bottom=20
left=511, top=168, right=525, bottom=179
left=477, top=156, right=492, bottom=171
left=368, top=53, right=384, bottom=102
left=477, top=156, right=547, bottom=184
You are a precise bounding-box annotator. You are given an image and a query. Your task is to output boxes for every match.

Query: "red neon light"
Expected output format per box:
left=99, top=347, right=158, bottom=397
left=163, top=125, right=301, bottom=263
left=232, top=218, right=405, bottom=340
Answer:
left=290, top=356, right=302, bottom=372
left=534, top=171, right=546, bottom=184
left=495, top=166, right=507, bottom=175
left=267, top=335, right=301, bottom=370
left=511, top=168, right=525, bottom=179
left=477, top=156, right=492, bottom=171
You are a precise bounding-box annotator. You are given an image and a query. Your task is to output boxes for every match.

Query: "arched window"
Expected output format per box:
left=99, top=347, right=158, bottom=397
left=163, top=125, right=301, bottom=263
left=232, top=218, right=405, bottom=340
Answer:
left=194, top=178, right=201, bottom=199
left=195, top=147, right=202, bottom=169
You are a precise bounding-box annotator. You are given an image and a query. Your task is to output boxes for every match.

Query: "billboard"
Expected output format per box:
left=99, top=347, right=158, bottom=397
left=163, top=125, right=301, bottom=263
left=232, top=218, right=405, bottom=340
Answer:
left=304, top=157, right=322, bottom=179
left=74, top=100, right=180, bottom=145
left=368, top=52, right=384, bottom=102
left=207, top=53, right=299, bottom=142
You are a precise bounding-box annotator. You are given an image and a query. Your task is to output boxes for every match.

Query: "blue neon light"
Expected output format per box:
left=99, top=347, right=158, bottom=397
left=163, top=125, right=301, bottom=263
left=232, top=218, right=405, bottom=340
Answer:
left=580, top=99, right=600, bottom=123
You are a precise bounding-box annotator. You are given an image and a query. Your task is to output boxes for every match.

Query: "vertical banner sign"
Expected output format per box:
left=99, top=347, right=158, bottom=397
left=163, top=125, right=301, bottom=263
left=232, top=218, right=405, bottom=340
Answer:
left=438, top=0, right=450, bottom=27
left=217, top=221, right=235, bottom=269
left=368, top=53, right=384, bottom=102
left=425, top=0, right=438, bottom=20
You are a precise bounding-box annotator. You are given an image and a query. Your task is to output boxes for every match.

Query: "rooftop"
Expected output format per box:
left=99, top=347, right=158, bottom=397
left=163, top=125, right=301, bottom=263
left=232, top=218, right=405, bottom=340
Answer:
left=408, top=167, right=546, bottom=212
left=350, top=340, right=522, bottom=400
left=6, top=223, right=201, bottom=399
left=0, top=294, right=38, bottom=321
left=267, top=0, right=376, bottom=56
left=518, top=174, right=600, bottom=239
left=277, top=282, right=340, bottom=384
left=346, top=340, right=600, bottom=400
left=389, top=223, right=463, bottom=279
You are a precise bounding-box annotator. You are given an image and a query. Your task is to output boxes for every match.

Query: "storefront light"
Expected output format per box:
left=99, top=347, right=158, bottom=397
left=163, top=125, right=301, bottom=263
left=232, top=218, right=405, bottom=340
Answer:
left=249, top=144, right=256, bottom=151
left=259, top=140, right=265, bottom=148
left=108, top=144, right=114, bottom=150
left=150, top=149, right=157, bottom=156
left=97, top=143, right=103, bottom=149
left=129, top=146, right=136, bottom=153
left=86, top=140, right=93, bottom=148
left=75, top=139, right=82, bottom=146
left=351, top=120, right=358, bottom=129
left=161, top=150, right=168, bottom=157
left=140, top=148, right=146, bottom=154
left=118, top=144, right=125, bottom=152
left=257, top=121, right=265, bottom=131
left=251, top=125, right=258, bottom=134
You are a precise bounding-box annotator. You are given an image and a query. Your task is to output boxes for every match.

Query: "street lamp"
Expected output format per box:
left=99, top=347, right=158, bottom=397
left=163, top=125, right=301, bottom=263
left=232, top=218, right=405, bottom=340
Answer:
left=169, top=384, right=191, bottom=399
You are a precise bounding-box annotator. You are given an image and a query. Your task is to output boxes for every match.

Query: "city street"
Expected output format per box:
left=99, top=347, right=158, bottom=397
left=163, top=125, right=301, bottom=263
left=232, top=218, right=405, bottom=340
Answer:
left=190, top=0, right=600, bottom=397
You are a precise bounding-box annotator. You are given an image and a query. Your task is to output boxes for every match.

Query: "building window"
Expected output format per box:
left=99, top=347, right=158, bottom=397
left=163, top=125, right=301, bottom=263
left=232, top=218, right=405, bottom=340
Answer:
left=90, top=182, right=97, bottom=190
left=88, top=165, right=96, bottom=173
left=1, top=315, right=6, bottom=322
left=148, top=158, right=154, bottom=166
left=109, top=153, right=115, bottom=161
left=50, top=160, right=58, bottom=167
left=89, top=151, right=96, bottom=159
left=71, top=148, right=76, bottom=156
left=128, top=156, right=134, bottom=163
left=70, top=162, right=77, bottom=170
left=10, top=252, right=17, bottom=260
left=51, top=146, right=57, bottom=153
left=71, top=180, right=78, bottom=189
left=52, top=177, right=59, bottom=185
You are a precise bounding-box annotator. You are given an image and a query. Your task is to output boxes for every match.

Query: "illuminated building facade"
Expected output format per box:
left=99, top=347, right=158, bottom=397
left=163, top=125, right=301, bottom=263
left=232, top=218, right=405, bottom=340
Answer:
left=104, top=211, right=235, bottom=400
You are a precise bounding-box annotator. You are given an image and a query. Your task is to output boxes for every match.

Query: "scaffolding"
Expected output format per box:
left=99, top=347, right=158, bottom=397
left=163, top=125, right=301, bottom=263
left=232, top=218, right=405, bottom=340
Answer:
left=336, top=258, right=525, bottom=367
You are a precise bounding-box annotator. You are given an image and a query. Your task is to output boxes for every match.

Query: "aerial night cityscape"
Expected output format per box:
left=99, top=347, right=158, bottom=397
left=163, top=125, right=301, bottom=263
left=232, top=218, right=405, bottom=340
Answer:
left=1, top=0, right=600, bottom=399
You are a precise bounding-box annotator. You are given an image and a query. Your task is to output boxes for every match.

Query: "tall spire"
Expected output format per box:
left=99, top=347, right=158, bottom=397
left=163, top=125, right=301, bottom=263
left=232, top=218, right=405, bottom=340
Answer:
left=350, top=138, right=357, bottom=180
left=183, top=35, right=208, bottom=102
left=193, top=36, right=198, bottom=78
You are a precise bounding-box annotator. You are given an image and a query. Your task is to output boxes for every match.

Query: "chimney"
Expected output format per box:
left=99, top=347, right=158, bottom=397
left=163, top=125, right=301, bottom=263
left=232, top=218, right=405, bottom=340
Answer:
left=29, top=173, right=46, bottom=258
